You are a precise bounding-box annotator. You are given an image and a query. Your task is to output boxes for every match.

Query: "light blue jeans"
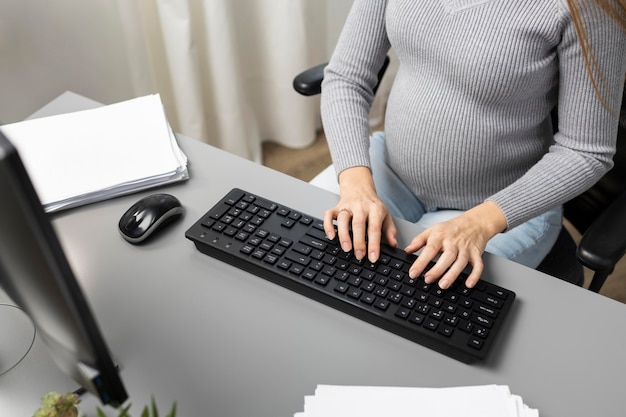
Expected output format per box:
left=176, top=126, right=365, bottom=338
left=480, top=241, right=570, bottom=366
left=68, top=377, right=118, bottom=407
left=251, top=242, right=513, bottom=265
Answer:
left=369, top=132, right=562, bottom=268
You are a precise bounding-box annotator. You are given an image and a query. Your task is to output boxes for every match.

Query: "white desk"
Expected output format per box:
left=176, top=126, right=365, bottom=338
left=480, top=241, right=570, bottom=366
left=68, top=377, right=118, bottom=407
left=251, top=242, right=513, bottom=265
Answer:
left=2, top=93, right=626, bottom=416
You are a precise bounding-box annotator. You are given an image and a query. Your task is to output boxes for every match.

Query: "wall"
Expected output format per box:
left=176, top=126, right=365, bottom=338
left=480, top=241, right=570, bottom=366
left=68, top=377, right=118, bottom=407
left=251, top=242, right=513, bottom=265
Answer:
left=0, top=0, right=139, bottom=124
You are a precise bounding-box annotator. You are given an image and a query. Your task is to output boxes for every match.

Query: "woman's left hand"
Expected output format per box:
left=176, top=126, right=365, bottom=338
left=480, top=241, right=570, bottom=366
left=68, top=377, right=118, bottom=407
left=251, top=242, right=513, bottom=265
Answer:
left=404, top=201, right=507, bottom=289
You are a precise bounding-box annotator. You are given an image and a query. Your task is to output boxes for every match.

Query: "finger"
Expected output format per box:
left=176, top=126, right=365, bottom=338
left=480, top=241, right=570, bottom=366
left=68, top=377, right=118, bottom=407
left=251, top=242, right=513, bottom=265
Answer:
left=323, top=209, right=337, bottom=240
left=363, top=214, right=385, bottom=262
left=437, top=253, right=469, bottom=290
left=464, top=255, right=484, bottom=288
left=336, top=209, right=353, bottom=253
left=382, top=214, right=398, bottom=248
left=404, top=231, right=427, bottom=254
left=350, top=211, right=367, bottom=260
left=405, top=232, right=435, bottom=279
left=408, top=244, right=440, bottom=279
left=424, top=249, right=459, bottom=285
left=361, top=207, right=388, bottom=263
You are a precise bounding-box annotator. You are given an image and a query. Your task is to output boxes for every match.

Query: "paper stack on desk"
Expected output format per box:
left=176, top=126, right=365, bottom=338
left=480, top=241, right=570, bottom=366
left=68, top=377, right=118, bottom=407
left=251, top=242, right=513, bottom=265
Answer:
left=0, top=94, right=188, bottom=212
left=295, top=384, right=538, bottom=417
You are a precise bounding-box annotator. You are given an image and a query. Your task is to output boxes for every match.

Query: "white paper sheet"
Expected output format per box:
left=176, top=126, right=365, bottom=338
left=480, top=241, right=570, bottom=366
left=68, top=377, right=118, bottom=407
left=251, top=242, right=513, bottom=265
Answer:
left=1, top=94, right=188, bottom=212
left=295, top=384, right=539, bottom=417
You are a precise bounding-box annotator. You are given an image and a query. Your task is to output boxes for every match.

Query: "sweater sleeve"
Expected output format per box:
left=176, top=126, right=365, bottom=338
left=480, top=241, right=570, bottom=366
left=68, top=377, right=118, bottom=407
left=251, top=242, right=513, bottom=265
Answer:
left=321, top=0, right=391, bottom=177
left=488, top=0, right=626, bottom=229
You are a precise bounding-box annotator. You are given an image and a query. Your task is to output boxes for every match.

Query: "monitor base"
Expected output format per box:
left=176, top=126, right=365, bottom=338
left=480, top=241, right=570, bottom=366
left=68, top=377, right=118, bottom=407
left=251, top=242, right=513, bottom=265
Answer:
left=0, top=303, right=36, bottom=376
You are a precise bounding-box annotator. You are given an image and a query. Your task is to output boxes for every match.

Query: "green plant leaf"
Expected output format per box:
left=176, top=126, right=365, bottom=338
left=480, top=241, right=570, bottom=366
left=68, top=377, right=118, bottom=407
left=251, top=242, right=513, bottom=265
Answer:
left=167, top=402, right=177, bottom=417
left=118, top=404, right=132, bottom=417
left=151, top=397, right=159, bottom=417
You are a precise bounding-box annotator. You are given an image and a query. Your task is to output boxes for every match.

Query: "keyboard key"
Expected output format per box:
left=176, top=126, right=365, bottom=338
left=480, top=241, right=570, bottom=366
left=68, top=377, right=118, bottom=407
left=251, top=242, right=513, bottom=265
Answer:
left=302, top=270, right=316, bottom=281
left=409, top=313, right=425, bottom=325
left=468, top=338, right=484, bottom=350
left=473, top=315, right=494, bottom=328
left=285, top=251, right=310, bottom=266
left=300, top=235, right=328, bottom=251
left=347, top=288, right=362, bottom=299
left=314, top=275, right=330, bottom=286
left=475, top=304, right=499, bottom=318
left=373, top=299, right=390, bottom=311
left=395, top=307, right=411, bottom=319
left=361, top=294, right=376, bottom=305
left=471, top=292, right=503, bottom=309
left=438, top=326, right=454, bottom=337
left=424, top=318, right=439, bottom=331
left=334, top=283, right=348, bottom=293
left=474, top=327, right=489, bottom=339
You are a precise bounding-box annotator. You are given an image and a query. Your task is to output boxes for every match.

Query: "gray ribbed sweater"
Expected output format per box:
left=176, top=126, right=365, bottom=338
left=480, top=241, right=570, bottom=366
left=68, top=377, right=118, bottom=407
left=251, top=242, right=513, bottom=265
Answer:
left=321, top=0, right=626, bottom=229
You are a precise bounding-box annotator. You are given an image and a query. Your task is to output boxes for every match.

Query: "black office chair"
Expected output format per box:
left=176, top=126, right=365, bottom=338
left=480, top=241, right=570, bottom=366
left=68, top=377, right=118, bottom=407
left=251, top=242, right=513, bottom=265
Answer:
left=536, top=108, right=626, bottom=291
left=293, top=60, right=626, bottom=292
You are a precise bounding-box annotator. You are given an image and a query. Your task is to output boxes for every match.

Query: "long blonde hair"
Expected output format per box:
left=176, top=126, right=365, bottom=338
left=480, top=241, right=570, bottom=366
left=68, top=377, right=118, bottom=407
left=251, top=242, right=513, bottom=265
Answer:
left=568, top=0, right=626, bottom=110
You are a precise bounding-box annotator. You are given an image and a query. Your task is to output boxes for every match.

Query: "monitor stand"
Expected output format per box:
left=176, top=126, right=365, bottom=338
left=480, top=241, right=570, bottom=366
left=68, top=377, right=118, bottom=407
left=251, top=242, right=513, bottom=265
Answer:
left=0, top=302, right=36, bottom=376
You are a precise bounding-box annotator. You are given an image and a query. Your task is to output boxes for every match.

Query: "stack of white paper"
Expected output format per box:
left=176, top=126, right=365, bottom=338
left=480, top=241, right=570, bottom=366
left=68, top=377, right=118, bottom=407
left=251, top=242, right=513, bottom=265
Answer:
left=0, top=94, right=188, bottom=212
left=295, top=384, right=538, bottom=417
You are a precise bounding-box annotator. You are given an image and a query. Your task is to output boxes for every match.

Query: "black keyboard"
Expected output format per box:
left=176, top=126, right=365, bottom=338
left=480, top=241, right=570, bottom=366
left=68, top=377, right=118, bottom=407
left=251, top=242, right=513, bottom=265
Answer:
left=185, top=188, right=516, bottom=363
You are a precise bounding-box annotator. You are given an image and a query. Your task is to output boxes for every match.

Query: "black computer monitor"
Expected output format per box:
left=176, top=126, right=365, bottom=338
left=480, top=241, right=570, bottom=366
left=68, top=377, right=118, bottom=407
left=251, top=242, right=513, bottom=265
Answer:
left=0, top=128, right=128, bottom=406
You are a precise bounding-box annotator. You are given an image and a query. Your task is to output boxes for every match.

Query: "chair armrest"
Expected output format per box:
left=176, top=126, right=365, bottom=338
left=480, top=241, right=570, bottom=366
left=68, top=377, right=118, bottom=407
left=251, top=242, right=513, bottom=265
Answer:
left=293, top=63, right=327, bottom=96
left=577, top=190, right=626, bottom=272
left=292, top=56, right=391, bottom=97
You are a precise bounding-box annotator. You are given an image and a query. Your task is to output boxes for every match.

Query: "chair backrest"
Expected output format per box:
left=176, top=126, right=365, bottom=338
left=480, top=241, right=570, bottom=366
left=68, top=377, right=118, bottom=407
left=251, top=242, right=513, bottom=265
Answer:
left=563, top=93, right=626, bottom=233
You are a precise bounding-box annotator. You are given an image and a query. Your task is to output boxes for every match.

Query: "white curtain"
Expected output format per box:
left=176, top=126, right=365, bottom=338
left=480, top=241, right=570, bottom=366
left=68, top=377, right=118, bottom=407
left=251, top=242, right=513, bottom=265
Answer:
left=1, top=0, right=395, bottom=162
left=115, top=0, right=330, bottom=163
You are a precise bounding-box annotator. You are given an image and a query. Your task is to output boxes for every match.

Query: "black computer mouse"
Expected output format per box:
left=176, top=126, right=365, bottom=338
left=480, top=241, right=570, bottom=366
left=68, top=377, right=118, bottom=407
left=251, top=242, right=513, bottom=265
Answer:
left=118, top=193, right=184, bottom=244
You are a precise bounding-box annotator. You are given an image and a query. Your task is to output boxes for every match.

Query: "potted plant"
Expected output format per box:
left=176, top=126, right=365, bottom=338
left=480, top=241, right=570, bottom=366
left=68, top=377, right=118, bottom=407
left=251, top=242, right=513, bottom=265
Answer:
left=33, top=392, right=176, bottom=417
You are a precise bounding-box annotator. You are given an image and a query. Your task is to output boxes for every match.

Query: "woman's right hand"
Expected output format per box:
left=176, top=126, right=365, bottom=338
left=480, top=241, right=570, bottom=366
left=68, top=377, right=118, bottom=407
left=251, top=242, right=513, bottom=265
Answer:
left=322, top=166, right=398, bottom=263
